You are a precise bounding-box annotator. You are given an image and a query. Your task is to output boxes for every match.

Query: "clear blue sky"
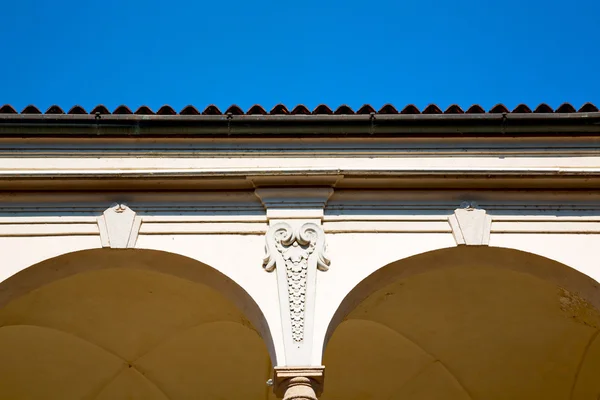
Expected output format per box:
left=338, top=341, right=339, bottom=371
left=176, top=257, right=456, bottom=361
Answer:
left=1, top=0, right=599, bottom=112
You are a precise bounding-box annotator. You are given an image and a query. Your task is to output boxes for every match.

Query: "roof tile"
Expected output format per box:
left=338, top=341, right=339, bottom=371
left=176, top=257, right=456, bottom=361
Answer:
left=555, top=103, right=576, bottom=113
left=157, top=105, right=177, bottom=115
left=225, top=105, right=244, bottom=115
left=22, top=105, right=42, bottom=114
left=313, top=104, right=333, bottom=114
left=379, top=104, right=399, bottom=114
left=512, top=104, right=532, bottom=113
left=534, top=103, right=553, bottom=113
left=180, top=105, right=201, bottom=115
left=45, top=105, right=65, bottom=114
left=357, top=104, right=376, bottom=114
left=270, top=104, right=289, bottom=115
left=422, top=104, right=443, bottom=114
left=400, top=105, right=420, bottom=114
left=466, top=105, right=486, bottom=114
left=113, top=105, right=133, bottom=115
left=91, top=105, right=110, bottom=115
left=1, top=103, right=597, bottom=117
left=202, top=105, right=221, bottom=115
left=579, top=102, right=599, bottom=112
left=247, top=105, right=267, bottom=115
left=445, top=105, right=464, bottom=114
left=67, top=105, right=87, bottom=115
left=335, top=105, right=354, bottom=115
left=291, top=105, right=311, bottom=115
left=489, top=104, right=510, bottom=114
left=0, top=105, right=18, bottom=114
left=134, top=106, right=154, bottom=115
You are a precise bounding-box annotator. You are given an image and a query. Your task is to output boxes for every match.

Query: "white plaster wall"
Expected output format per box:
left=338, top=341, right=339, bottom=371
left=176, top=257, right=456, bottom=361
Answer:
left=490, top=233, right=600, bottom=284
left=0, top=235, right=102, bottom=283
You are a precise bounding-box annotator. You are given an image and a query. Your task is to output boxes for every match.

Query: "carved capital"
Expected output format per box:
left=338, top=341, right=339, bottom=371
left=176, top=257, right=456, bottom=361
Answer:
left=449, top=202, right=492, bottom=246
left=98, top=204, right=142, bottom=249
left=273, top=366, right=324, bottom=399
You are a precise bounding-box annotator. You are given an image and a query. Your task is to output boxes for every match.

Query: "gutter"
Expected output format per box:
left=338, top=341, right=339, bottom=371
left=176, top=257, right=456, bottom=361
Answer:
left=0, top=112, right=599, bottom=138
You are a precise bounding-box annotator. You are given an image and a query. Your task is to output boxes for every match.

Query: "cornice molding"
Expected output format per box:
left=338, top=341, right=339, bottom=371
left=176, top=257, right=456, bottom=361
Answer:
left=255, top=188, right=334, bottom=220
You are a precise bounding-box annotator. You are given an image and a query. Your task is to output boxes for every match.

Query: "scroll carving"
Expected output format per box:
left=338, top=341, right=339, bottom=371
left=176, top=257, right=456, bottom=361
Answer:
left=264, top=222, right=330, bottom=343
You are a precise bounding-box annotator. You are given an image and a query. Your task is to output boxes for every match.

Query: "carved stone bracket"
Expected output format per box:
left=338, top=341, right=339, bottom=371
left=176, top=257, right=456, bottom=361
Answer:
left=449, top=201, right=492, bottom=246
left=273, top=366, right=325, bottom=399
left=264, top=222, right=330, bottom=344
left=98, top=204, right=142, bottom=249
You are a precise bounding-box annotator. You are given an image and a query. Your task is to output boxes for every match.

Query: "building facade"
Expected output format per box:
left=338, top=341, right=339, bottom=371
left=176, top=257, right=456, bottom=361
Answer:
left=0, top=103, right=600, bottom=399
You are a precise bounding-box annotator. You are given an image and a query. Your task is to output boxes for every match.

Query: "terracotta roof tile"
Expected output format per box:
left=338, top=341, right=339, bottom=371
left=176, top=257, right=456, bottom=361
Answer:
left=225, top=105, right=244, bottom=115
left=466, top=105, right=486, bottom=114
left=534, top=103, right=553, bottom=113
left=291, top=105, right=311, bottom=115
left=157, top=105, right=177, bottom=115
left=91, top=105, right=110, bottom=115
left=400, top=105, right=420, bottom=114
left=445, top=105, right=464, bottom=114
left=379, top=104, right=399, bottom=114
left=247, top=105, right=267, bottom=115
left=113, top=105, right=133, bottom=115
left=0, top=105, right=18, bottom=114
left=357, top=104, right=376, bottom=114
left=1, top=103, right=597, bottom=117
left=22, top=105, right=42, bottom=114
left=180, top=105, right=201, bottom=115
left=512, top=104, right=532, bottom=113
left=422, top=104, right=443, bottom=114
left=490, top=104, right=510, bottom=114
left=313, top=104, right=333, bottom=114
left=579, top=102, right=599, bottom=112
left=45, top=105, right=65, bottom=114
left=202, top=105, right=221, bottom=115
left=68, top=105, right=87, bottom=115
left=556, top=103, right=576, bottom=113
left=270, top=104, right=289, bottom=115
left=334, top=105, right=354, bottom=115
left=134, top=106, right=154, bottom=115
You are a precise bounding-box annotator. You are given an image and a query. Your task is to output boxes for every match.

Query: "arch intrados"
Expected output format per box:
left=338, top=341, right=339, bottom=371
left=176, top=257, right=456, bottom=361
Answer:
left=0, top=248, right=276, bottom=363
left=324, top=246, right=600, bottom=356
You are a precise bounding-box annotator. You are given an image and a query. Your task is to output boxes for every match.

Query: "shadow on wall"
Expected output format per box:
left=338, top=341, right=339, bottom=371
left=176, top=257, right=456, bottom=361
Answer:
left=0, top=249, right=277, bottom=400
left=322, top=246, right=600, bottom=400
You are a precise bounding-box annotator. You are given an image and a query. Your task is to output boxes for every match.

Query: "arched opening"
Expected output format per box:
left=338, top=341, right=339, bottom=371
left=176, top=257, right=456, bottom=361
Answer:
left=322, top=246, right=600, bottom=400
left=0, top=249, right=277, bottom=400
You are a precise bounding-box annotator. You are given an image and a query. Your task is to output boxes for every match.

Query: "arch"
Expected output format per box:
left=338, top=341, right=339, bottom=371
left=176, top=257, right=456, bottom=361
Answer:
left=0, top=248, right=276, bottom=364
left=321, top=245, right=600, bottom=399
left=324, top=246, right=600, bottom=352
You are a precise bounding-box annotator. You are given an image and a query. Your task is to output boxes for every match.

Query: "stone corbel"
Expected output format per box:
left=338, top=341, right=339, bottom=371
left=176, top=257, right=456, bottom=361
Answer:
left=97, top=204, right=142, bottom=249
left=264, top=222, right=330, bottom=365
left=273, top=366, right=325, bottom=400
left=449, top=201, right=492, bottom=246
left=257, top=184, right=333, bottom=367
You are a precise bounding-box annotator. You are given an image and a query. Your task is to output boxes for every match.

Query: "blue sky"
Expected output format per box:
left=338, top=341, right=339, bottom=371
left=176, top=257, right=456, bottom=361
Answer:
left=1, top=0, right=599, bottom=112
